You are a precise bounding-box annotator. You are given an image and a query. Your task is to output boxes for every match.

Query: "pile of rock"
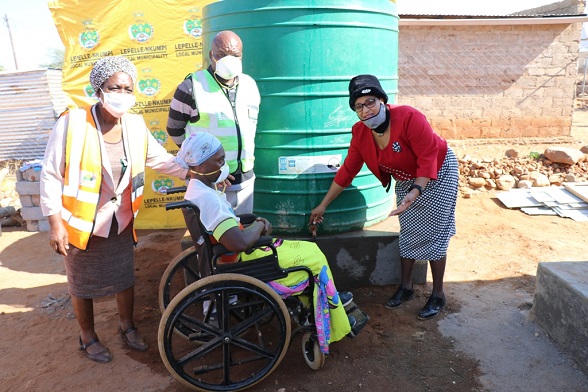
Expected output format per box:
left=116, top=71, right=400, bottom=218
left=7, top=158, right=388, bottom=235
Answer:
left=15, top=164, right=48, bottom=231
left=458, top=146, right=588, bottom=197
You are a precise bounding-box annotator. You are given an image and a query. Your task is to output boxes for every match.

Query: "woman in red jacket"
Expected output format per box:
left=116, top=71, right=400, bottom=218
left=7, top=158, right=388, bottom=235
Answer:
left=310, top=74, right=458, bottom=320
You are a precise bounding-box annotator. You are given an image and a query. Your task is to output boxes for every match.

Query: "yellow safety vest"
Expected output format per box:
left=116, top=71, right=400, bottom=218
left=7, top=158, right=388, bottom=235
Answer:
left=62, top=106, right=148, bottom=250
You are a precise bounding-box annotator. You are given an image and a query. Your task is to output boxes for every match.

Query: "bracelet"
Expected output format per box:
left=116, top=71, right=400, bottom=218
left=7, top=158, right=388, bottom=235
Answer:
left=409, top=184, right=423, bottom=195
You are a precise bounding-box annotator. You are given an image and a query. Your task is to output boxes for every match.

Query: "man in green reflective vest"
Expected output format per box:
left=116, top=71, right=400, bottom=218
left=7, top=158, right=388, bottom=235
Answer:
left=167, top=30, right=260, bottom=214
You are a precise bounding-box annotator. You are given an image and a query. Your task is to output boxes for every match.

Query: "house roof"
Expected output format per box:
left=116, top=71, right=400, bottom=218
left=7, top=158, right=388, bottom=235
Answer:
left=396, top=0, right=567, bottom=16
left=399, top=13, right=586, bottom=20
left=398, top=13, right=588, bottom=26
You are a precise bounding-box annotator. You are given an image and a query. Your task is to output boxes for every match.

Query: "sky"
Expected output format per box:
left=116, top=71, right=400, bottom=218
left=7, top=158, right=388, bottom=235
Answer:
left=0, top=0, right=571, bottom=72
left=0, top=0, right=64, bottom=71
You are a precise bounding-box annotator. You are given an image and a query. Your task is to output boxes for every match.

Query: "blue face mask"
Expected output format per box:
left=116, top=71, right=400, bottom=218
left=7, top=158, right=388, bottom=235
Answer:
left=361, top=102, right=386, bottom=130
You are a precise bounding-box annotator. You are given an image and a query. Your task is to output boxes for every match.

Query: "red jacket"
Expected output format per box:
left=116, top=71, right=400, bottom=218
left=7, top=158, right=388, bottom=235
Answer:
left=334, top=104, right=448, bottom=189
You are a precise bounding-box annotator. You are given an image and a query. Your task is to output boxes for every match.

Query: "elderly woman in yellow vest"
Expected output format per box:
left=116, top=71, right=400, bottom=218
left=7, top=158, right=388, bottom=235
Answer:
left=40, top=56, right=187, bottom=363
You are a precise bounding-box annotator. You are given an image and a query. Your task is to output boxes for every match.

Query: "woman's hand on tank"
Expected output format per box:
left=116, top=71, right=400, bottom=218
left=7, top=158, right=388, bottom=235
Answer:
left=309, top=205, right=326, bottom=225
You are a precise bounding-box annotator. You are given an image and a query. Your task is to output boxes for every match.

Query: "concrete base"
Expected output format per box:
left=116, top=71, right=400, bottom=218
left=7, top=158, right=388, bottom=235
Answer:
left=179, top=216, right=428, bottom=290
left=533, top=261, right=588, bottom=374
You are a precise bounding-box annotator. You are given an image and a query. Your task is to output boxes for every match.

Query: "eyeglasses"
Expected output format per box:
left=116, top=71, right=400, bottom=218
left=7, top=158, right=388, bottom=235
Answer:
left=354, top=98, right=378, bottom=113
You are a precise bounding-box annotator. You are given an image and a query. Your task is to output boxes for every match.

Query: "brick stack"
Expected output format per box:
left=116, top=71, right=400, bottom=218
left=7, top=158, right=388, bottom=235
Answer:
left=15, top=168, right=49, bottom=232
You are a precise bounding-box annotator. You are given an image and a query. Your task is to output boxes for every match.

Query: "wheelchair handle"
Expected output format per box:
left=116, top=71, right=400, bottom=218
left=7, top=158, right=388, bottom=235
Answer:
left=165, top=200, right=194, bottom=211
left=162, top=186, right=187, bottom=195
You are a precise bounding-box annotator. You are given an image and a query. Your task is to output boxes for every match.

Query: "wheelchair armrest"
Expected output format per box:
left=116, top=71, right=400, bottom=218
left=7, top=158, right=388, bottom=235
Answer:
left=238, top=213, right=257, bottom=225
left=212, top=235, right=274, bottom=257
left=165, top=200, right=194, bottom=211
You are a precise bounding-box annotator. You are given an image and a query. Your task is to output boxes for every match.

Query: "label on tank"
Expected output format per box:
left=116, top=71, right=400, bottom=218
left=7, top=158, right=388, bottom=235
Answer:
left=278, top=155, right=342, bottom=175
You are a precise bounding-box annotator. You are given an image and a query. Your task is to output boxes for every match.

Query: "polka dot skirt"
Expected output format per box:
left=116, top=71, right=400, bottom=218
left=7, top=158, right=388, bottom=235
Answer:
left=395, top=148, right=458, bottom=261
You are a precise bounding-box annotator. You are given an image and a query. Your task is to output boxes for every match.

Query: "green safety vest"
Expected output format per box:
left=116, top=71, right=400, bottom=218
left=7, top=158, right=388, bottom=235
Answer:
left=186, top=70, right=260, bottom=174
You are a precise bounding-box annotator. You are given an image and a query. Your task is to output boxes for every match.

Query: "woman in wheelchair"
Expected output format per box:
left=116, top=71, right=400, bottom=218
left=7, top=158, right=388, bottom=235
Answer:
left=176, top=132, right=368, bottom=354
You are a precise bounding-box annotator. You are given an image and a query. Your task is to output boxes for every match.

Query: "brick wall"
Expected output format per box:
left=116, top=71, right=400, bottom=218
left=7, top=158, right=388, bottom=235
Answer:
left=398, top=0, right=584, bottom=139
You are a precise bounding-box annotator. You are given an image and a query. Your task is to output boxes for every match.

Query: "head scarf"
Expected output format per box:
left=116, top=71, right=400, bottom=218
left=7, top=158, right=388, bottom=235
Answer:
left=348, top=74, right=388, bottom=110
left=176, top=132, right=222, bottom=169
left=89, top=56, right=137, bottom=92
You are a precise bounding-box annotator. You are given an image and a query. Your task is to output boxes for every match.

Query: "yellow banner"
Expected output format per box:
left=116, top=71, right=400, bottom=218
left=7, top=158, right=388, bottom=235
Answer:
left=49, top=0, right=218, bottom=229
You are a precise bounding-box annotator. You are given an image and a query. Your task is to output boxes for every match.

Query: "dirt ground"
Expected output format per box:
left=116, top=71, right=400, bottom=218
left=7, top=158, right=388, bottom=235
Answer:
left=2, top=113, right=588, bottom=392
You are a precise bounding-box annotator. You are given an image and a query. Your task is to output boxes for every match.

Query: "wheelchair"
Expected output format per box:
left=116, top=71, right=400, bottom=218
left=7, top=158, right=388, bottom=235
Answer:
left=157, top=187, right=334, bottom=391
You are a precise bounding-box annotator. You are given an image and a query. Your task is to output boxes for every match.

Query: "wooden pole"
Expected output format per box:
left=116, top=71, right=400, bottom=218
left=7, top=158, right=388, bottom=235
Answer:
left=3, top=14, right=19, bottom=70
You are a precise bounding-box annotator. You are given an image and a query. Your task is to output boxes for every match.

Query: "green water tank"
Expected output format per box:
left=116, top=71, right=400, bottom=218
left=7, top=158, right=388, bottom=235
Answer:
left=202, top=0, right=398, bottom=235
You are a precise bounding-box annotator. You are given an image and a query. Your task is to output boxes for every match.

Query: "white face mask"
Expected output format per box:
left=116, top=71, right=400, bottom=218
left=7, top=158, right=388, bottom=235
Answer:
left=213, top=162, right=230, bottom=185
left=190, top=162, right=230, bottom=191
left=100, top=90, right=136, bottom=118
left=214, top=55, right=242, bottom=80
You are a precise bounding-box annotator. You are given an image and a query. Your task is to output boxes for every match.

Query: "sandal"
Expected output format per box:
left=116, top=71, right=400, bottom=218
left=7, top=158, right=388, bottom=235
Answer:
left=79, top=337, right=112, bottom=363
left=119, top=326, right=149, bottom=352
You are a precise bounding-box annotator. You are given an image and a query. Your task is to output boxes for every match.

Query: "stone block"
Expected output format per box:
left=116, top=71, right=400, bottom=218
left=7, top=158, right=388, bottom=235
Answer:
left=179, top=226, right=427, bottom=290
left=21, top=168, right=41, bottom=182
left=31, top=194, right=41, bottom=207
left=20, top=206, right=44, bottom=221
left=26, top=220, right=39, bottom=232
left=38, top=219, right=50, bottom=232
left=15, top=181, right=40, bottom=196
left=532, top=261, right=588, bottom=374
left=19, top=195, right=34, bottom=207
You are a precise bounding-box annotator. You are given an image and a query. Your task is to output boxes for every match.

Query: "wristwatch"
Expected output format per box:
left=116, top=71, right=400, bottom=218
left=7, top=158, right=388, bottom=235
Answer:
left=409, top=184, right=423, bottom=195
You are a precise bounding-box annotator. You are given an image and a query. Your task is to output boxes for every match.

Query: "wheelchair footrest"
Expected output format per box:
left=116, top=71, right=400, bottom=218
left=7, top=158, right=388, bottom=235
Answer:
left=345, top=300, right=369, bottom=338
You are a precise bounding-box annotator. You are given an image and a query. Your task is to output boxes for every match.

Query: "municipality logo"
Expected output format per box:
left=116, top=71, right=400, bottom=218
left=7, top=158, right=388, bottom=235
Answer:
left=184, top=19, right=202, bottom=38
left=84, top=84, right=98, bottom=100
left=152, top=178, right=174, bottom=194
left=129, top=12, right=154, bottom=43
left=138, top=77, right=161, bottom=97
left=150, top=121, right=168, bottom=146
left=138, top=68, right=161, bottom=97
left=79, top=19, right=99, bottom=50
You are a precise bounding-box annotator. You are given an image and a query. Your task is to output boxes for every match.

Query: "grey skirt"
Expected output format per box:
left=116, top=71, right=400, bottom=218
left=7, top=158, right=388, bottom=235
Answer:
left=64, top=218, right=135, bottom=298
left=395, top=147, right=458, bottom=261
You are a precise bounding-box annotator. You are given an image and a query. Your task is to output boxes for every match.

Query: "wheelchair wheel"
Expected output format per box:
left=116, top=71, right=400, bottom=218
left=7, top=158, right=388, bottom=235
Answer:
left=159, top=246, right=201, bottom=314
left=301, top=331, right=325, bottom=370
left=158, top=273, right=291, bottom=392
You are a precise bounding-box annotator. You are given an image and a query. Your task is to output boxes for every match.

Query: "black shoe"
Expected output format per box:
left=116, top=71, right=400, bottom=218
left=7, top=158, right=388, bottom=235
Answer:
left=385, top=286, right=414, bottom=309
left=418, top=294, right=446, bottom=320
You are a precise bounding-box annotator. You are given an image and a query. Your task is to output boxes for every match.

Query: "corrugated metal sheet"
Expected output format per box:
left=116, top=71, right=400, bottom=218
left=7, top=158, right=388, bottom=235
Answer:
left=0, top=69, right=69, bottom=161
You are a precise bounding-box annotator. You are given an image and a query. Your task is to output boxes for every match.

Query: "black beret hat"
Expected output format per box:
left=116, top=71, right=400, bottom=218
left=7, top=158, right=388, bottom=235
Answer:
left=348, top=74, right=388, bottom=110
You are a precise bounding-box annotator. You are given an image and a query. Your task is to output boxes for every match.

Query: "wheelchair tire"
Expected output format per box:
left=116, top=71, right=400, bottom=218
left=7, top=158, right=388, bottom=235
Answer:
left=158, top=273, right=291, bottom=392
left=301, top=331, right=325, bottom=371
left=158, top=246, right=201, bottom=314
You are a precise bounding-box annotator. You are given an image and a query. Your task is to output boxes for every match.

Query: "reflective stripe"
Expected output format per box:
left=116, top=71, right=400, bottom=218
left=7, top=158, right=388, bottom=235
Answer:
left=62, top=185, right=100, bottom=204
left=61, top=208, right=94, bottom=233
left=64, top=109, right=87, bottom=191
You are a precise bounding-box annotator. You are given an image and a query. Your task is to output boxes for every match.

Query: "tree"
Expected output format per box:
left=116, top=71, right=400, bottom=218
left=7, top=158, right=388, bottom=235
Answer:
left=40, top=48, right=64, bottom=69
left=0, top=64, right=4, bottom=71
